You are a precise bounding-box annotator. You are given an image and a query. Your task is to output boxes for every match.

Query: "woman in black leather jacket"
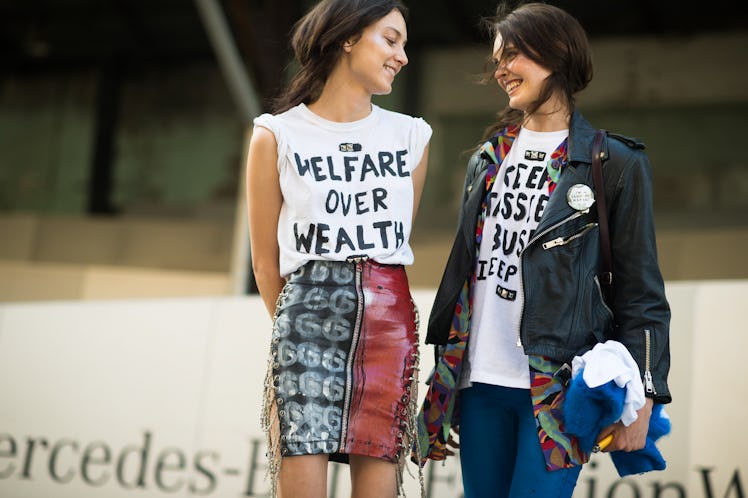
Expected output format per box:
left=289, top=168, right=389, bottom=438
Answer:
left=414, top=3, right=671, bottom=497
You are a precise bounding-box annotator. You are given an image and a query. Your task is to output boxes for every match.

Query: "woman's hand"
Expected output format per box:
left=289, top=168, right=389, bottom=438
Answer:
left=595, top=398, right=654, bottom=452
left=444, top=425, right=460, bottom=456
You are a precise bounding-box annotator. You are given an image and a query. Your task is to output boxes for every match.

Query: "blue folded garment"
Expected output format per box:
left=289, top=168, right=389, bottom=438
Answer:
left=610, top=403, right=670, bottom=476
left=564, top=367, right=670, bottom=476
left=564, top=370, right=626, bottom=453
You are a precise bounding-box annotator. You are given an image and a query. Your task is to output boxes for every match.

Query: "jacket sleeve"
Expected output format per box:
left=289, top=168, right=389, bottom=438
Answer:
left=606, top=142, right=672, bottom=404
left=425, top=150, right=484, bottom=345
left=455, top=151, right=483, bottom=227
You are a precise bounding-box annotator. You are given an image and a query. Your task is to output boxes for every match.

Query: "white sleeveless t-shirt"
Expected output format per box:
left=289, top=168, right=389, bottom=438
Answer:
left=253, top=104, right=432, bottom=277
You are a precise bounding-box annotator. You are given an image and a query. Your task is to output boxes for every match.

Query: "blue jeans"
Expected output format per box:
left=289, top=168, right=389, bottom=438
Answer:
left=459, top=383, right=582, bottom=498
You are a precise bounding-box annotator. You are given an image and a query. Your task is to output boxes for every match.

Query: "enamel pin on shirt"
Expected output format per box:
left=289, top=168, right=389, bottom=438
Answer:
left=566, top=184, right=595, bottom=211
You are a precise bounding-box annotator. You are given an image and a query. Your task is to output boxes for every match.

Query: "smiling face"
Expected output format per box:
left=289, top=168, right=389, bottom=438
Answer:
left=492, top=34, right=553, bottom=113
left=342, top=8, right=408, bottom=96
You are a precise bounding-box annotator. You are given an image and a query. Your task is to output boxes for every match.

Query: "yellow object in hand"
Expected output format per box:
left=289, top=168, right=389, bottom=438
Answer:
left=593, top=434, right=614, bottom=453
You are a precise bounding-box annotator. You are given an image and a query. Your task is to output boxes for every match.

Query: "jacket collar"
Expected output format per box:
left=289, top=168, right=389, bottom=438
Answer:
left=568, top=111, right=602, bottom=166
left=530, top=111, right=600, bottom=236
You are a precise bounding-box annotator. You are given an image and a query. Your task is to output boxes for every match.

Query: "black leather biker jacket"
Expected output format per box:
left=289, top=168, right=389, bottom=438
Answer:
left=426, top=111, right=672, bottom=403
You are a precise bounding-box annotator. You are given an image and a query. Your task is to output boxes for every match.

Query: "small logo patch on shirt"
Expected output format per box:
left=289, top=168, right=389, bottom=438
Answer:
left=496, top=285, right=517, bottom=301
left=339, top=143, right=362, bottom=152
left=525, top=150, right=546, bottom=161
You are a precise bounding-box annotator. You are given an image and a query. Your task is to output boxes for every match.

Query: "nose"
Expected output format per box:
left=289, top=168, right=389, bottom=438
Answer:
left=396, top=45, right=408, bottom=67
left=494, top=61, right=506, bottom=80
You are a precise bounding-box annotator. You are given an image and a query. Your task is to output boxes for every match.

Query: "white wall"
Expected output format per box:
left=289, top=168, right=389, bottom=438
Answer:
left=0, top=281, right=746, bottom=497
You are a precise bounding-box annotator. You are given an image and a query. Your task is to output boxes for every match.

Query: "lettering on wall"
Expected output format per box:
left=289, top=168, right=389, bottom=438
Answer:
left=0, top=431, right=744, bottom=497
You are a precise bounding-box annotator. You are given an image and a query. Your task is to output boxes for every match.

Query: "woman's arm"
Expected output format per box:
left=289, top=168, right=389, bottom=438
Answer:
left=246, top=126, right=286, bottom=318
left=595, top=146, right=670, bottom=452
left=608, top=149, right=671, bottom=403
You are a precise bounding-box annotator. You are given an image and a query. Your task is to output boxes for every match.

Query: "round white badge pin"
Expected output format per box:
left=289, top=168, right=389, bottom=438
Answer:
left=566, top=184, right=595, bottom=211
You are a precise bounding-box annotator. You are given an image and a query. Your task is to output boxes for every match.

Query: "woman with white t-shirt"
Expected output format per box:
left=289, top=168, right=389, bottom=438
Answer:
left=245, top=1, right=431, bottom=497
left=414, top=3, right=671, bottom=498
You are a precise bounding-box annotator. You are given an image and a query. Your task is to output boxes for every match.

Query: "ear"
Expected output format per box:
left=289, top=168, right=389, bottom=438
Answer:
left=342, top=39, right=354, bottom=53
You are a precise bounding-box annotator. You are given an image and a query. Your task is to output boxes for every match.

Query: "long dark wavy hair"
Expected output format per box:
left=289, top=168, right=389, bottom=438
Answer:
left=272, top=0, right=408, bottom=114
left=480, top=2, right=593, bottom=140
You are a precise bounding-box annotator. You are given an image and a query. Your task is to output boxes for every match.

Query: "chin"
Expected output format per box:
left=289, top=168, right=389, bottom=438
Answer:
left=373, top=85, right=393, bottom=96
left=508, top=97, right=527, bottom=111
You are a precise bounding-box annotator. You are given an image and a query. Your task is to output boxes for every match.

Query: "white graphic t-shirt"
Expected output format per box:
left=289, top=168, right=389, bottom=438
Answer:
left=253, top=104, right=432, bottom=277
left=463, top=127, right=568, bottom=389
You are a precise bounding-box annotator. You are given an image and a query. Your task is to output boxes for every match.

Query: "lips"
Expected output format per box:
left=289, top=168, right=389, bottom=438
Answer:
left=384, top=64, right=399, bottom=77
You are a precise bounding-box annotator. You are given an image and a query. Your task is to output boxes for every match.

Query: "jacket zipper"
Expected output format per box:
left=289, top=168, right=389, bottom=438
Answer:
left=541, top=222, right=598, bottom=249
left=516, top=209, right=590, bottom=348
left=644, top=328, right=657, bottom=395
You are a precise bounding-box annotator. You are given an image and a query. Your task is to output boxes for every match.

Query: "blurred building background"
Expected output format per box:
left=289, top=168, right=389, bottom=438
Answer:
left=1, top=0, right=747, bottom=302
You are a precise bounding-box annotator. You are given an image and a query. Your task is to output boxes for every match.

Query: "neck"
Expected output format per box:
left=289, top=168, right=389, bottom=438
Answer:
left=522, top=96, right=571, bottom=132
left=307, top=66, right=373, bottom=122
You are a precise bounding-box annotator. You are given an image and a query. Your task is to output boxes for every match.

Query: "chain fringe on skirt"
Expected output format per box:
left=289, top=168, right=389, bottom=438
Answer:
left=260, top=282, right=291, bottom=498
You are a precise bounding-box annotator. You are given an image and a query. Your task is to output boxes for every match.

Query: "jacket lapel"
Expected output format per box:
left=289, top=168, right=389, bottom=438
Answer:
left=534, top=112, right=598, bottom=235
